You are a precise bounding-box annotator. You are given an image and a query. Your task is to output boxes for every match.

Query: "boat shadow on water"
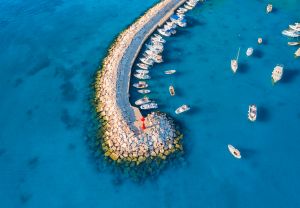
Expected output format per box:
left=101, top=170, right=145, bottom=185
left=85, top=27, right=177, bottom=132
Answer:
left=186, top=17, right=205, bottom=28
left=257, top=106, right=270, bottom=122
left=238, top=147, right=257, bottom=159
left=239, top=62, right=249, bottom=73
left=281, top=68, right=300, bottom=84
left=253, top=49, right=264, bottom=58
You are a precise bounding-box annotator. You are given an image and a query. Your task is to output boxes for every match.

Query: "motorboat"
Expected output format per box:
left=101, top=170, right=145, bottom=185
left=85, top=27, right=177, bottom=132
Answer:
left=164, top=70, right=176, bottom=75
left=295, top=48, right=300, bottom=58
left=154, top=33, right=163, bottom=39
left=231, top=47, right=240, bottom=73
left=169, top=86, right=175, bottom=96
left=140, top=102, right=158, bottom=110
left=157, top=28, right=171, bottom=37
left=138, top=89, right=151, bottom=94
left=135, top=96, right=150, bottom=105
left=144, top=50, right=159, bottom=56
left=136, top=69, right=149, bottom=74
left=146, top=43, right=163, bottom=51
left=289, top=22, right=300, bottom=32
left=166, top=21, right=177, bottom=29
left=258, top=37, right=263, bottom=44
left=271, top=64, right=284, bottom=84
left=248, top=104, right=257, bottom=122
left=151, top=36, right=166, bottom=43
left=282, top=29, right=300, bottom=38
left=140, top=57, right=154, bottom=65
left=137, top=63, right=149, bottom=70
left=177, top=19, right=187, bottom=27
left=246, top=47, right=254, bottom=56
left=287, top=41, right=300, bottom=46
left=146, top=44, right=163, bottom=53
left=186, top=0, right=197, bottom=8
left=228, top=144, right=241, bottom=159
left=266, top=4, right=273, bottom=13
left=134, top=73, right=151, bottom=80
left=175, top=104, right=190, bottom=114
left=133, top=81, right=148, bottom=89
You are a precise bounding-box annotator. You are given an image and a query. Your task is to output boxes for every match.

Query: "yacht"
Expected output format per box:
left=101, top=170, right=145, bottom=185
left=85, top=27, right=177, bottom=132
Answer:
left=164, top=70, right=176, bottom=75
left=140, top=102, right=158, bottom=110
left=135, top=96, right=150, bottom=105
left=295, top=48, right=300, bottom=58
left=184, top=3, right=193, bottom=10
left=175, top=104, right=190, bottom=114
left=166, top=21, right=177, bottom=29
left=282, top=29, right=300, bottom=38
left=246, top=47, right=254, bottom=56
left=228, top=144, right=241, bottom=159
left=289, top=23, right=300, bottom=32
left=146, top=44, right=163, bottom=53
left=271, top=64, right=284, bottom=84
left=266, top=4, right=273, bottom=13
left=287, top=41, right=300, bottom=46
left=231, top=47, right=240, bottom=73
left=169, top=86, right=175, bottom=96
left=133, top=81, right=148, bottom=89
left=138, top=89, right=151, bottom=94
left=136, top=69, right=149, bottom=74
left=157, top=28, right=171, bottom=37
left=151, top=36, right=166, bottom=44
left=140, top=57, right=154, bottom=65
left=137, top=63, right=149, bottom=70
left=248, top=104, right=257, bottom=122
left=134, top=73, right=151, bottom=80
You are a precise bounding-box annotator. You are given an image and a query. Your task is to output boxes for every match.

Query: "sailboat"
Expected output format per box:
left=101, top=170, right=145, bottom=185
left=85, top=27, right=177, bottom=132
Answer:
left=231, top=47, right=240, bottom=73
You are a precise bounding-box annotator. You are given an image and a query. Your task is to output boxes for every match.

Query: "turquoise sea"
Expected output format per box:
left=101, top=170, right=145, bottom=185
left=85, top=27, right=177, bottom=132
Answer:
left=1, top=0, right=300, bottom=207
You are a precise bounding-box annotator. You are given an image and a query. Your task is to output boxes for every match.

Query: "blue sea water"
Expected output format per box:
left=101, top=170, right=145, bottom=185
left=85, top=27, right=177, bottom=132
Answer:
left=1, top=0, right=300, bottom=207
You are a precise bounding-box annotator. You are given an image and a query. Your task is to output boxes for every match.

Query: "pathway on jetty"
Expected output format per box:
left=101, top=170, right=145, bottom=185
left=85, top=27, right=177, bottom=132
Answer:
left=95, top=0, right=186, bottom=163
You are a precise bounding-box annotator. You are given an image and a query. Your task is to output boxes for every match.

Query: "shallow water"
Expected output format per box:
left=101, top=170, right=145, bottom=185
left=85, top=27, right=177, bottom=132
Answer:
left=1, top=0, right=300, bottom=207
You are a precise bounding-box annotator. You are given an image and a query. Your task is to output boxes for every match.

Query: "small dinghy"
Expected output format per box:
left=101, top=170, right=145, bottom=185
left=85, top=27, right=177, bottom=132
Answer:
left=228, top=144, right=241, bottom=159
left=248, top=104, right=257, bottom=122
left=134, top=73, right=151, bottom=80
left=231, top=47, right=240, bottom=73
left=258, top=37, right=263, bottom=44
left=288, top=41, right=300, bottom=46
left=246, top=47, right=254, bottom=56
left=138, top=89, right=151, bottom=94
left=140, top=102, right=158, bottom=110
left=133, top=81, right=148, bottom=88
left=175, top=104, right=190, bottom=114
left=164, top=70, right=176, bottom=75
left=266, top=4, right=273, bottom=13
left=271, top=64, right=284, bottom=84
left=137, top=63, right=149, bottom=70
left=295, top=48, right=300, bottom=58
left=169, top=86, right=175, bottom=96
left=135, top=97, right=150, bottom=105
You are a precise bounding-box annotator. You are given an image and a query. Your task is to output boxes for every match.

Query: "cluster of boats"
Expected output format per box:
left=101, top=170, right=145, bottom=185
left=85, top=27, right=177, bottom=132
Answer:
left=282, top=22, right=300, bottom=58
left=132, top=1, right=201, bottom=112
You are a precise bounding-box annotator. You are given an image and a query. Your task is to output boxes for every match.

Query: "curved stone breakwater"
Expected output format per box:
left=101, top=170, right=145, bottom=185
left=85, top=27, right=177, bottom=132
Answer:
left=94, top=0, right=186, bottom=165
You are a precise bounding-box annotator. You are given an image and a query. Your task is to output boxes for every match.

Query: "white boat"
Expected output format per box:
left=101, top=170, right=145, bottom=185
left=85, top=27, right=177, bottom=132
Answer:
left=289, top=23, right=300, bottom=32
left=175, top=104, right=190, bottom=114
left=248, top=104, right=257, bottom=122
left=246, top=47, right=254, bottom=56
left=228, top=144, right=241, bottom=159
left=271, top=64, right=284, bottom=84
left=164, top=70, right=176, bottom=75
left=231, top=47, right=240, bottom=73
left=166, top=21, right=177, bottom=29
left=140, top=57, right=154, bottom=65
left=146, top=44, right=163, bottom=53
left=138, top=89, right=151, bottom=94
left=169, top=86, right=175, bottom=96
left=136, top=69, right=149, bottom=74
left=134, top=73, right=151, bottom=80
left=137, top=63, right=149, bottom=70
left=133, top=81, right=148, bottom=89
left=266, top=4, right=273, bottom=13
left=157, top=28, right=171, bottom=37
left=258, top=37, right=263, bottom=44
left=184, top=3, right=193, bottom=10
left=287, top=41, right=300, bottom=46
left=140, top=102, right=158, bottom=110
left=151, top=36, right=166, bottom=43
left=295, top=48, right=300, bottom=58
left=176, top=20, right=187, bottom=27
left=282, top=30, right=300, bottom=38
left=135, top=97, right=150, bottom=105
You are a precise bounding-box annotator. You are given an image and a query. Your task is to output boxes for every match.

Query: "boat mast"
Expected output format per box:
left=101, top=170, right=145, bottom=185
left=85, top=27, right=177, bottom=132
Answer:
left=236, top=47, right=241, bottom=61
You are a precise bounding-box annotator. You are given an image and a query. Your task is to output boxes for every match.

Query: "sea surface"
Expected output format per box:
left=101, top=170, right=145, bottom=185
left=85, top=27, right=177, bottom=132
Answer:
left=1, top=0, right=300, bottom=207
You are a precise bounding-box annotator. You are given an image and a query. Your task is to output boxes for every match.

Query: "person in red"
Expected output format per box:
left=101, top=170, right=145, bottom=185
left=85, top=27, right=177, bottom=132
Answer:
left=141, top=117, right=146, bottom=130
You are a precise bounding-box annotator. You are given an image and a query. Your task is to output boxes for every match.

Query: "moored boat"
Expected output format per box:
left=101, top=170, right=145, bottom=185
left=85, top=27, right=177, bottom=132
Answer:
left=136, top=69, right=149, bottom=74
left=246, top=47, right=254, bottom=56
left=231, top=47, right=240, bottom=73
left=175, top=104, right=190, bottom=114
left=228, top=144, right=241, bottom=159
left=295, top=48, right=300, bottom=58
left=248, top=104, right=257, bottom=122
left=258, top=37, right=263, bottom=44
left=282, top=29, right=300, bottom=38
left=135, top=96, right=150, bottom=105
left=288, top=41, right=300, bottom=46
left=266, top=4, right=273, bottom=13
left=133, top=81, right=148, bottom=89
left=137, top=63, right=149, bottom=70
left=140, top=102, right=158, bottom=110
left=140, top=57, right=154, bottom=65
left=289, top=22, right=300, bottom=32
left=169, top=85, right=175, bottom=96
left=138, top=89, right=151, bottom=94
left=157, top=28, right=171, bottom=37
left=271, top=64, right=284, bottom=84
left=164, top=70, right=176, bottom=75
left=134, top=73, right=151, bottom=80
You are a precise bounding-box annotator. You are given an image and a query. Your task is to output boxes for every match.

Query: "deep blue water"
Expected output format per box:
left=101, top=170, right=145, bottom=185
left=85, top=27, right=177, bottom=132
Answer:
left=1, top=0, right=300, bottom=207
